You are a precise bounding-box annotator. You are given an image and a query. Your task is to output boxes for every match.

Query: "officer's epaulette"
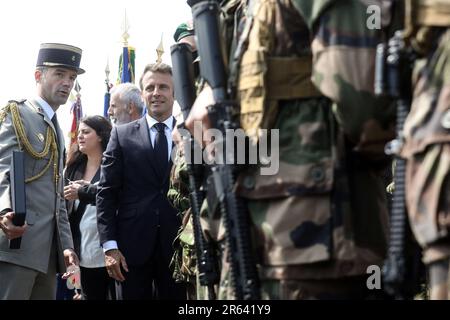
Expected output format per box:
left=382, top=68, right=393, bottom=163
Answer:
left=8, top=99, right=27, bottom=105
left=0, top=99, right=26, bottom=125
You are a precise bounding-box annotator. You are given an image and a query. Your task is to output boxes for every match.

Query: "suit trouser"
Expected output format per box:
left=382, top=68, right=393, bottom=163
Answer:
left=0, top=244, right=57, bottom=300
left=80, top=266, right=115, bottom=300
left=116, top=230, right=186, bottom=300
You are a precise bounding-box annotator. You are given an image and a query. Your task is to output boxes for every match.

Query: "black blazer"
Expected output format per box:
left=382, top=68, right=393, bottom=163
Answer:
left=96, top=117, right=180, bottom=266
left=65, top=160, right=100, bottom=258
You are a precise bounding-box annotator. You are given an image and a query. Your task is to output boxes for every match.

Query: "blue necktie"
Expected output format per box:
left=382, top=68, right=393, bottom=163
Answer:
left=154, top=122, right=168, bottom=174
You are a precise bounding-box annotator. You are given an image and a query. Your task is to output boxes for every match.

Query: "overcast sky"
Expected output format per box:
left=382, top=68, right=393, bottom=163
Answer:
left=0, top=0, right=191, bottom=140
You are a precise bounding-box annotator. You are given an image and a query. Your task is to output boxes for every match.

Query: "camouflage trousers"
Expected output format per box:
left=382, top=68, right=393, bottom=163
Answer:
left=217, top=262, right=384, bottom=300
left=260, top=276, right=384, bottom=300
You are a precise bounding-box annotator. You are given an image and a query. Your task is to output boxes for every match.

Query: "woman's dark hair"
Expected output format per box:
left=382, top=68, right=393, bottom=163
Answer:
left=81, top=115, right=112, bottom=151
left=65, top=115, right=112, bottom=170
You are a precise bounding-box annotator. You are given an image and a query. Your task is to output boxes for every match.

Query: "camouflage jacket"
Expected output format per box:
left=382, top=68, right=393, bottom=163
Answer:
left=167, top=148, right=197, bottom=283
left=232, top=0, right=397, bottom=279
left=401, top=28, right=450, bottom=256
left=168, top=148, right=191, bottom=214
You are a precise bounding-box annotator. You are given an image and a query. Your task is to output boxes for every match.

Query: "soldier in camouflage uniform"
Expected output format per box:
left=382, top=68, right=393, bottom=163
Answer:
left=168, top=144, right=197, bottom=299
left=186, top=0, right=400, bottom=299
left=399, top=0, right=450, bottom=300
left=168, top=22, right=214, bottom=300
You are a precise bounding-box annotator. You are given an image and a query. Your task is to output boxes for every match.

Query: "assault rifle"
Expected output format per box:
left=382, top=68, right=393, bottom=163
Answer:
left=171, top=42, right=219, bottom=299
left=191, top=0, right=260, bottom=300
left=375, top=30, right=424, bottom=299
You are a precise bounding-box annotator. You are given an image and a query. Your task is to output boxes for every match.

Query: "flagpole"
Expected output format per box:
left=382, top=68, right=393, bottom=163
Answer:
left=74, top=81, right=81, bottom=105
left=104, top=59, right=111, bottom=119
left=69, top=81, right=82, bottom=147
left=122, top=9, right=130, bottom=47
left=105, top=59, right=110, bottom=89
left=156, top=33, right=164, bottom=63
left=119, top=10, right=133, bottom=84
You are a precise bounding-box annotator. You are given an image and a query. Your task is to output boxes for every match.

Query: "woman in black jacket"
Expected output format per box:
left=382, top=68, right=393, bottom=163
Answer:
left=64, top=115, right=113, bottom=300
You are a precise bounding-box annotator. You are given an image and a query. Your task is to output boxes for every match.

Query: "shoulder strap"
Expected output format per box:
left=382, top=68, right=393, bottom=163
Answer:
left=0, top=99, right=27, bottom=126
left=228, top=0, right=259, bottom=96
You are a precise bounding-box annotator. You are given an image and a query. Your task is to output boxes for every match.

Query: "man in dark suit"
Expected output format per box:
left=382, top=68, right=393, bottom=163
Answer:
left=96, top=63, right=185, bottom=300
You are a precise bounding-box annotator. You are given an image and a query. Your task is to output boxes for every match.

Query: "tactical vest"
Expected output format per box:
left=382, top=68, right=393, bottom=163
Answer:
left=405, top=0, right=450, bottom=56
left=406, top=0, right=450, bottom=29
left=237, top=0, right=320, bottom=140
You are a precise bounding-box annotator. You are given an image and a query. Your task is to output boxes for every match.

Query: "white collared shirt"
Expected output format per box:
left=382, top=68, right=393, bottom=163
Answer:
left=34, top=96, right=55, bottom=121
left=145, top=114, right=174, bottom=162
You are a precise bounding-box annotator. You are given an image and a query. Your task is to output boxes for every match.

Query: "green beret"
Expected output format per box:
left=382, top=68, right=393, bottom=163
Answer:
left=173, top=21, right=195, bottom=42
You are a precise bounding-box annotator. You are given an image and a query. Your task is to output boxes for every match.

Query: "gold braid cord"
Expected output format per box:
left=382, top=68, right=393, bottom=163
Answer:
left=0, top=105, right=11, bottom=124
left=8, top=102, right=59, bottom=185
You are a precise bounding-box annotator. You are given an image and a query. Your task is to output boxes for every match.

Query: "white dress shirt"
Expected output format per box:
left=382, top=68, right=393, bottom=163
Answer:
left=146, top=114, right=174, bottom=161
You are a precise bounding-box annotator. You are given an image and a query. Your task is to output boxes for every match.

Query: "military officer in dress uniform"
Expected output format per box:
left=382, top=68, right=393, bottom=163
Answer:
left=0, top=43, right=84, bottom=299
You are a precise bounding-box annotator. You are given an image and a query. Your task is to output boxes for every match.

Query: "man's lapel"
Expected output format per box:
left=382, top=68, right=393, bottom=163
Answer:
left=30, top=99, right=53, bottom=131
left=30, top=99, right=65, bottom=161
left=161, top=117, right=177, bottom=185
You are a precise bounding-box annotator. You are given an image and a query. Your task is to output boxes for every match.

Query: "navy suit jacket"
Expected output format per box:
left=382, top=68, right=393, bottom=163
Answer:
left=96, top=116, right=180, bottom=266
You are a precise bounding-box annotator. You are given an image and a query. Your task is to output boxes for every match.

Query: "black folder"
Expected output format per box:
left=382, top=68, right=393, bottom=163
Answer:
left=9, top=151, right=26, bottom=249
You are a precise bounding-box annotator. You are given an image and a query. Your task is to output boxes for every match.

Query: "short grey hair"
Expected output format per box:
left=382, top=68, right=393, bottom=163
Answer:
left=110, top=83, right=144, bottom=115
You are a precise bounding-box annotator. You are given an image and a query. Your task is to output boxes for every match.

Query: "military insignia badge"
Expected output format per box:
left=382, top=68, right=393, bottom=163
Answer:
left=36, top=133, right=45, bottom=142
left=37, top=43, right=85, bottom=74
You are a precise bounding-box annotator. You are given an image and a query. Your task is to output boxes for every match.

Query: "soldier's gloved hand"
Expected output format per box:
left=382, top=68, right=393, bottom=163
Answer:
left=0, top=212, right=27, bottom=239
left=185, top=84, right=214, bottom=148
